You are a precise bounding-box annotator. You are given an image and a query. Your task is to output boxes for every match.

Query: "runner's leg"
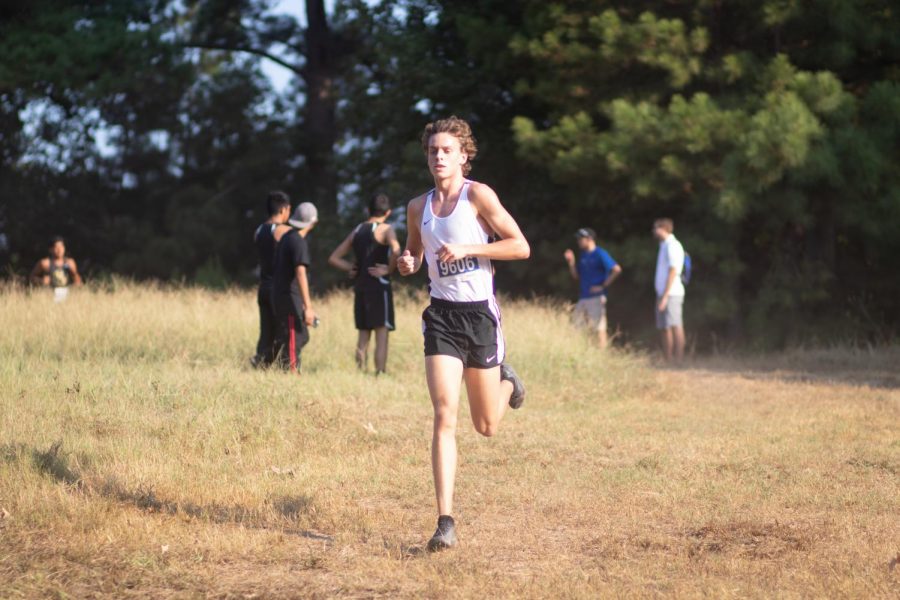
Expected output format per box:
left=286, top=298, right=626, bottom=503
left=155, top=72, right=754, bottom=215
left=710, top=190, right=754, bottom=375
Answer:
left=292, top=311, right=311, bottom=373
left=255, top=287, right=272, bottom=361
left=373, top=326, right=389, bottom=373
left=356, top=330, right=370, bottom=370
left=597, top=317, right=608, bottom=349
left=465, top=366, right=513, bottom=437
left=572, top=301, right=587, bottom=330
left=673, top=326, right=685, bottom=362
left=262, top=290, right=277, bottom=364
left=661, top=328, right=674, bottom=361
left=272, top=296, right=290, bottom=370
left=426, top=355, right=464, bottom=516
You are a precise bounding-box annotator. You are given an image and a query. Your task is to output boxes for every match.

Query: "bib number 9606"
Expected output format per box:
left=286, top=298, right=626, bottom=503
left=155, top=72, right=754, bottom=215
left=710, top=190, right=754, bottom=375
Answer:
left=437, top=256, right=479, bottom=278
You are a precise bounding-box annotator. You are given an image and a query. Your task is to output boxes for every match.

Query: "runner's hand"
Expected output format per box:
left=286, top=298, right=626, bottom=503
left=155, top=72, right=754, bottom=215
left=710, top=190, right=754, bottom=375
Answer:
left=398, top=250, right=416, bottom=275
left=348, top=265, right=358, bottom=278
left=304, top=309, right=317, bottom=327
left=589, top=285, right=604, bottom=294
left=658, top=296, right=668, bottom=312
left=563, top=249, right=575, bottom=265
left=368, top=263, right=389, bottom=277
left=437, top=244, right=466, bottom=263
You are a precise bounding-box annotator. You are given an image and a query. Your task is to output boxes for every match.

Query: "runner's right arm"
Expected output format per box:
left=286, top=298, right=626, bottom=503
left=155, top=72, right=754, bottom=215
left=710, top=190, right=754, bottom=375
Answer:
left=398, top=197, right=425, bottom=276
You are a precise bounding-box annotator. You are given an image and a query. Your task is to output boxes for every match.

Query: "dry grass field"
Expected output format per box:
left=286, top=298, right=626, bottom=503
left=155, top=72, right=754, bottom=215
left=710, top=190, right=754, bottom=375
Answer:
left=1, top=282, right=898, bottom=598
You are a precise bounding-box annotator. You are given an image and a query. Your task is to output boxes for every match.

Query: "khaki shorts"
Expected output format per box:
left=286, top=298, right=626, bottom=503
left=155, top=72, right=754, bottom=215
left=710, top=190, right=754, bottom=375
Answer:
left=656, top=295, right=684, bottom=329
left=573, top=295, right=608, bottom=332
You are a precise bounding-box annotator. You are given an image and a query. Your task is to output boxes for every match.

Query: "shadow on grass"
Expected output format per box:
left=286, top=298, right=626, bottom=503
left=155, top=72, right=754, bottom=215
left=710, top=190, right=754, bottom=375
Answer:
left=580, top=520, right=818, bottom=562
left=652, top=347, right=900, bottom=390
left=685, top=521, right=812, bottom=559
left=33, top=441, right=83, bottom=486
left=3, top=441, right=333, bottom=543
left=1, top=441, right=86, bottom=488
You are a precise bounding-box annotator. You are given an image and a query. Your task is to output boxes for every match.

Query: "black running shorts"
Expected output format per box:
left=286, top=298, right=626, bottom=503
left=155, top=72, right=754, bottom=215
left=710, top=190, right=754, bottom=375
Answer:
left=354, top=286, right=395, bottom=331
left=422, top=298, right=503, bottom=369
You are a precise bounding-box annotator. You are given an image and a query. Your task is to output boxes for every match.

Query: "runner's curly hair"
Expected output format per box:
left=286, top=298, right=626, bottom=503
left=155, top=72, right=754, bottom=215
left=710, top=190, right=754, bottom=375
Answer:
left=421, top=116, right=478, bottom=176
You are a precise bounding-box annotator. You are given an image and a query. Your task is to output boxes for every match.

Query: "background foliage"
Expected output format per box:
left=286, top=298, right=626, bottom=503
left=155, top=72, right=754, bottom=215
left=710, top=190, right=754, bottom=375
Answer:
left=2, top=0, right=898, bottom=348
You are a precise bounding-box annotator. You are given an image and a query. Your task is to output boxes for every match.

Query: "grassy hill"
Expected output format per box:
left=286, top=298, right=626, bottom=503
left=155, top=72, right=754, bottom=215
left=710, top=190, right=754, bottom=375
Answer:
left=1, top=283, right=897, bottom=598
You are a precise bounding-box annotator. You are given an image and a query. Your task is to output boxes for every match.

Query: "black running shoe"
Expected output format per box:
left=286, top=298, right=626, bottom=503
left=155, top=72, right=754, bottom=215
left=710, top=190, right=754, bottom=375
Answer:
left=427, top=515, right=458, bottom=552
left=500, top=363, right=526, bottom=409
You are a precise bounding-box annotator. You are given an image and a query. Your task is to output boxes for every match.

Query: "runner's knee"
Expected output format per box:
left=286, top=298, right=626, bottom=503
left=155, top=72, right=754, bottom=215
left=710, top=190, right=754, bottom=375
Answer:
left=472, top=414, right=500, bottom=437
left=433, top=406, right=457, bottom=432
left=473, top=417, right=498, bottom=437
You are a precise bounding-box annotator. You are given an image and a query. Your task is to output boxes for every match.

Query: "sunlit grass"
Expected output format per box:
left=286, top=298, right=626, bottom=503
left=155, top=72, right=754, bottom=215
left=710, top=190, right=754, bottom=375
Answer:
left=1, top=282, right=897, bottom=598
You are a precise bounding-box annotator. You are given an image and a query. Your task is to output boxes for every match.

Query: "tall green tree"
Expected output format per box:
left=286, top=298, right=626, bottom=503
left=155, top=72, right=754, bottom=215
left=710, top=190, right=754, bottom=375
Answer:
left=4, top=0, right=899, bottom=349
left=335, top=0, right=559, bottom=292
left=182, top=0, right=363, bottom=216
left=0, top=0, right=297, bottom=283
left=510, top=0, right=900, bottom=346
left=0, top=0, right=190, bottom=273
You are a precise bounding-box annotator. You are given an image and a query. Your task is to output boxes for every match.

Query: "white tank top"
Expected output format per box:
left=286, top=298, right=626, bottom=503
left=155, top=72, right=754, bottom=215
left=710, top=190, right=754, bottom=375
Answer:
left=421, top=180, right=494, bottom=302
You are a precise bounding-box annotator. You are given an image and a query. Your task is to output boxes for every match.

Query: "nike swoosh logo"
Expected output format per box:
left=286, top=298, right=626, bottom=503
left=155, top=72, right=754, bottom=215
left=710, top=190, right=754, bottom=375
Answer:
left=486, top=354, right=496, bottom=363
left=423, top=219, right=432, bottom=225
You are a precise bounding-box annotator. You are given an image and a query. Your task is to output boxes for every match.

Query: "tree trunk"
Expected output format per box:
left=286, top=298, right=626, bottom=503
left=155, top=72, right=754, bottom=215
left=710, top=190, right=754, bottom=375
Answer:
left=303, top=0, right=337, bottom=215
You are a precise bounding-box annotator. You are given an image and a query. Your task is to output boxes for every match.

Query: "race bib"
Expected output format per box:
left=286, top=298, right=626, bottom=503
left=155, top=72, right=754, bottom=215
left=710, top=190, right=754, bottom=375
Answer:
left=436, top=256, right=479, bottom=278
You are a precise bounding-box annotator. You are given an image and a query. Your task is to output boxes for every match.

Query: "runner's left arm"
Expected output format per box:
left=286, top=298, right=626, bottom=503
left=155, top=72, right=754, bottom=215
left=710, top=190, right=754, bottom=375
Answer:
left=435, top=183, right=529, bottom=263
left=67, top=259, right=83, bottom=286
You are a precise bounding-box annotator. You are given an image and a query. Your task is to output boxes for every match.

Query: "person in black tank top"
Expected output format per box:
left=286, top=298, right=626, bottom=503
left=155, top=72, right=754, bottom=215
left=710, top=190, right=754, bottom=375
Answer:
left=352, top=223, right=392, bottom=291
left=31, top=236, right=82, bottom=290
left=250, top=191, right=291, bottom=368
left=328, top=193, right=401, bottom=374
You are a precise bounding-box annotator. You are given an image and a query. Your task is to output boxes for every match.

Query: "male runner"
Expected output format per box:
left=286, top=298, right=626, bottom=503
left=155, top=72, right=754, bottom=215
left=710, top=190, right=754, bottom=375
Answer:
left=251, top=191, right=291, bottom=368
left=563, top=227, right=622, bottom=348
left=31, top=237, right=82, bottom=300
left=397, top=116, right=530, bottom=551
left=328, top=193, right=401, bottom=374
left=272, top=202, right=318, bottom=372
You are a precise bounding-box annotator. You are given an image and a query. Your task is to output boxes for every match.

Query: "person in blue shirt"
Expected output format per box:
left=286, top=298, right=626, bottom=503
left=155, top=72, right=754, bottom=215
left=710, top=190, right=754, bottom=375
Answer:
left=563, top=228, right=622, bottom=348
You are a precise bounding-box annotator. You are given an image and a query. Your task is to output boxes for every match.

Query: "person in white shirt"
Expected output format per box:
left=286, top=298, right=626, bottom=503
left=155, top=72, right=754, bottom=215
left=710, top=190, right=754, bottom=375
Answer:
left=653, top=218, right=685, bottom=362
